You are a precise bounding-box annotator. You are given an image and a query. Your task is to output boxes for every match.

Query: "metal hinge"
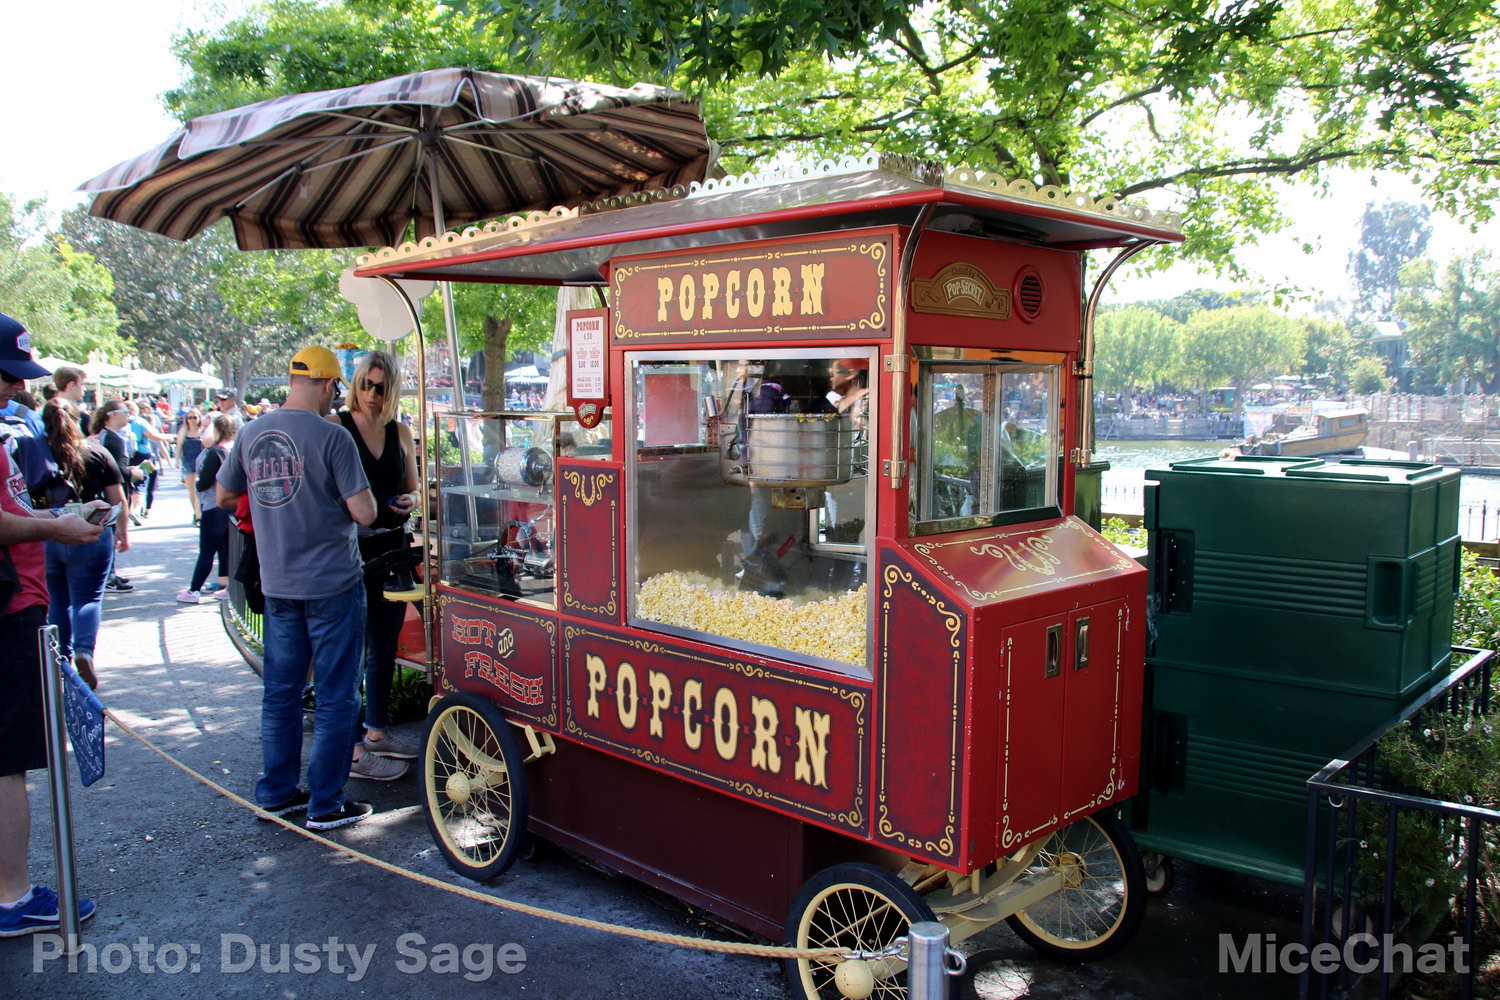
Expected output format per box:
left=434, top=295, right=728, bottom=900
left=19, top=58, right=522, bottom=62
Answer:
left=883, top=459, right=908, bottom=479
left=884, top=354, right=910, bottom=374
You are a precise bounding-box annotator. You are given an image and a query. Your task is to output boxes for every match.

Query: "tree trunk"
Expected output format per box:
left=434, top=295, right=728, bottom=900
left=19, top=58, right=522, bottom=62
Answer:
left=481, top=314, right=511, bottom=454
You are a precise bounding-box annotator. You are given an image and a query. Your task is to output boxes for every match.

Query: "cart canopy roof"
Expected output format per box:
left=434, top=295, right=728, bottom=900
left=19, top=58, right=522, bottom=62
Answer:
left=353, top=154, right=1183, bottom=286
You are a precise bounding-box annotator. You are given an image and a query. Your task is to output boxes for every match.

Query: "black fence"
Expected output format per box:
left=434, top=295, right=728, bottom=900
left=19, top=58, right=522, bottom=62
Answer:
left=1301, top=647, right=1497, bottom=1000
left=223, top=528, right=262, bottom=652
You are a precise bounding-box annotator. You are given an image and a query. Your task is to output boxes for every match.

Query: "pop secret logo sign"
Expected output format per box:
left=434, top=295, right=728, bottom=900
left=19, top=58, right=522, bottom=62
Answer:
left=610, top=229, right=894, bottom=344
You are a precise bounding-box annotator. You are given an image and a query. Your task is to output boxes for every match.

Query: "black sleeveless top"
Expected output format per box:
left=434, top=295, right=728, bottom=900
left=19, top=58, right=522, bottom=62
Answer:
left=338, top=411, right=405, bottom=531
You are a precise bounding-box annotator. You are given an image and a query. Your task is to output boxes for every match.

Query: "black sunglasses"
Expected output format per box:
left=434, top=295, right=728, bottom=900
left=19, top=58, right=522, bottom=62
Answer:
left=0, top=369, right=24, bottom=385
left=360, top=378, right=387, bottom=396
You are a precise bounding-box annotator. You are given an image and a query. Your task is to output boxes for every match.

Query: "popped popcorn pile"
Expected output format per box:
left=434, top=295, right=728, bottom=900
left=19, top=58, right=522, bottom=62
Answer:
left=637, top=572, right=867, bottom=666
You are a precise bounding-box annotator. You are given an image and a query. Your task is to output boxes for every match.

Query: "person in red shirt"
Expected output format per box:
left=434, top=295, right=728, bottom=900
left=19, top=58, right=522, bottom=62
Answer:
left=0, top=312, right=108, bottom=938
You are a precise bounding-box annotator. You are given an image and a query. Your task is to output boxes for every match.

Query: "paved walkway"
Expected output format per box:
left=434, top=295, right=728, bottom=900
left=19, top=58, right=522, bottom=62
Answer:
left=2, top=476, right=1305, bottom=999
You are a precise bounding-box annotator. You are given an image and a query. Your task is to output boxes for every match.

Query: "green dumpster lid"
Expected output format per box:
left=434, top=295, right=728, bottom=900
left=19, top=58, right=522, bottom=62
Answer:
left=1282, top=459, right=1456, bottom=484
left=1153, top=455, right=1324, bottom=476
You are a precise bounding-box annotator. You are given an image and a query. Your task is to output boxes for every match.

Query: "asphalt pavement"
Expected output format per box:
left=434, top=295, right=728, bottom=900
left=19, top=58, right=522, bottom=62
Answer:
left=2, top=476, right=1307, bottom=999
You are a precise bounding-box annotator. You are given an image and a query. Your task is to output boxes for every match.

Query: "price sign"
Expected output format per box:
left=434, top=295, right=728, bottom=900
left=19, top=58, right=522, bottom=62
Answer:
left=567, top=308, right=609, bottom=428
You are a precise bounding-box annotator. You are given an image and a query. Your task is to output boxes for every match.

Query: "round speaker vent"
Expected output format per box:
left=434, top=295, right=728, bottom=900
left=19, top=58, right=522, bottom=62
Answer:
left=1015, top=268, right=1045, bottom=322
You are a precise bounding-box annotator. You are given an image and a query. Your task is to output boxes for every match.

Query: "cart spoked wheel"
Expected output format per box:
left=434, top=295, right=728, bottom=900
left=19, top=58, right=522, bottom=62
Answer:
left=420, top=692, right=529, bottom=882
left=784, top=862, right=938, bottom=1000
left=1005, top=810, right=1145, bottom=962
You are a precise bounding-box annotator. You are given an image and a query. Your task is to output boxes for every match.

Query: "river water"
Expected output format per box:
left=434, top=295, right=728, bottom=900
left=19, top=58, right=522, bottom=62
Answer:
left=1097, top=439, right=1500, bottom=540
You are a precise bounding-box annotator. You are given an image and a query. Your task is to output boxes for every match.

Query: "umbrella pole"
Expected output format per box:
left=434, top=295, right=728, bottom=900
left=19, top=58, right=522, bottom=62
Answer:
left=425, top=149, right=480, bottom=537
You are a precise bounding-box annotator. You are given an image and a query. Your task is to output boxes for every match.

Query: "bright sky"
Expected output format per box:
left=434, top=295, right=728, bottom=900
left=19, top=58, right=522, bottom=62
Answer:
left=2, top=0, right=247, bottom=209
left=2, top=0, right=1493, bottom=310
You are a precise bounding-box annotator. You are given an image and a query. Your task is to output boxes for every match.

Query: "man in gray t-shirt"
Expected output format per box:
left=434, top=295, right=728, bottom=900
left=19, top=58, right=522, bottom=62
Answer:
left=217, top=346, right=379, bottom=831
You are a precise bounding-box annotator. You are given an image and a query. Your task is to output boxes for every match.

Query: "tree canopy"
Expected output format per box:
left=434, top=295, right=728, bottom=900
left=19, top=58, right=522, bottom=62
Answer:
left=1398, top=252, right=1500, bottom=392
left=1, top=195, right=125, bottom=362
left=470, top=0, right=1499, bottom=272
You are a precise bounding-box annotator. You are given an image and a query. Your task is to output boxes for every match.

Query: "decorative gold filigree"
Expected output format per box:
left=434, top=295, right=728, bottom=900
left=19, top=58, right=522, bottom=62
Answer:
left=354, top=154, right=1178, bottom=270
left=562, top=470, right=611, bottom=508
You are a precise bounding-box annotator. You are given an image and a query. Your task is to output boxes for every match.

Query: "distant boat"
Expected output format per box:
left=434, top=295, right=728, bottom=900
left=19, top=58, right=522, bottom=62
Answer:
left=1242, top=408, right=1369, bottom=457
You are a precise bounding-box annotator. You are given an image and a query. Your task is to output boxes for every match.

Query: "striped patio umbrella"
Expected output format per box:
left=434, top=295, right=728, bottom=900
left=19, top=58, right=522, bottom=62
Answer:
left=78, top=68, right=713, bottom=251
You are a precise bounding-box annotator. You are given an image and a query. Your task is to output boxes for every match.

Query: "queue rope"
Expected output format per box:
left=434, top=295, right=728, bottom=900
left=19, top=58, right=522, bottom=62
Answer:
left=101, top=708, right=853, bottom=963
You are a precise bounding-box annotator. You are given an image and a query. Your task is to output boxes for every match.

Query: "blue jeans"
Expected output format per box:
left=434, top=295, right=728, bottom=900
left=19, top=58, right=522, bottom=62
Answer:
left=256, top=582, right=367, bottom=816
left=44, top=528, right=114, bottom=659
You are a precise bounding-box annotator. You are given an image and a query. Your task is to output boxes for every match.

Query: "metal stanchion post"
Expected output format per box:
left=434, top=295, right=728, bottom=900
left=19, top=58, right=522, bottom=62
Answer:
left=907, top=921, right=961, bottom=1000
left=38, top=624, right=83, bottom=952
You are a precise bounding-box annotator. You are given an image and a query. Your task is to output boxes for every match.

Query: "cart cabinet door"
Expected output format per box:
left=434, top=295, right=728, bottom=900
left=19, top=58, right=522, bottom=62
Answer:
left=1060, top=598, right=1130, bottom=820
left=994, top=614, right=1066, bottom=852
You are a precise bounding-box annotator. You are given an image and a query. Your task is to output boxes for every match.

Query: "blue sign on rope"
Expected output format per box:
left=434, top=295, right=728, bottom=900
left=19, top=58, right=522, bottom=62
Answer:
left=61, top=664, right=105, bottom=787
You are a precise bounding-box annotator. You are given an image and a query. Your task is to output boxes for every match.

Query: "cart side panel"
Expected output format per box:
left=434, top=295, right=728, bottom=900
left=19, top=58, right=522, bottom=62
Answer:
left=555, top=459, right=623, bottom=624
left=1059, top=594, right=1144, bottom=823
left=905, top=232, right=1084, bottom=355
left=528, top=737, right=804, bottom=940
left=872, top=546, right=979, bottom=870
left=560, top=623, right=870, bottom=837
left=435, top=586, right=559, bottom=730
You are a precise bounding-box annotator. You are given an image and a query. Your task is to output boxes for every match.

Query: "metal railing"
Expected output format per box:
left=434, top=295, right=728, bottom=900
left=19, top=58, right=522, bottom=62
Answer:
left=1300, top=647, right=1497, bottom=1000
left=224, top=528, right=262, bottom=650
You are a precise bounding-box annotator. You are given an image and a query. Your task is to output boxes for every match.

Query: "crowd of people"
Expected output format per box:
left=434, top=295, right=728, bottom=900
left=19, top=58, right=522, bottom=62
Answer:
left=1, top=315, right=419, bottom=937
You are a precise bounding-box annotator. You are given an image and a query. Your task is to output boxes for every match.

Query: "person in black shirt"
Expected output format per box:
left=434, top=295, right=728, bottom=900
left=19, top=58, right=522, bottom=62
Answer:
left=334, top=351, right=419, bottom=779
left=176, top=414, right=237, bottom=604
left=42, top=399, right=128, bottom=688
left=89, top=400, right=137, bottom=592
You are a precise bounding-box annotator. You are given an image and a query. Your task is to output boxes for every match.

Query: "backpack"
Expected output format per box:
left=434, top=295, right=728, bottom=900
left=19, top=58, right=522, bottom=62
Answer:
left=0, top=418, right=70, bottom=509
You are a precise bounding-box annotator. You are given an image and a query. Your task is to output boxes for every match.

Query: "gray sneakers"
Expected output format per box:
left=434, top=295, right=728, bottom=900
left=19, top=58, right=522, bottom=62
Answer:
left=362, top=731, right=420, bottom=760
left=348, top=751, right=408, bottom=781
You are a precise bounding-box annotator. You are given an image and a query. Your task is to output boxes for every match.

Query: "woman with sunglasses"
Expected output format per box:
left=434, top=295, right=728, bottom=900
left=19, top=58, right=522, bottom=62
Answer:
left=175, top=409, right=205, bottom=525
left=335, top=352, right=420, bottom=777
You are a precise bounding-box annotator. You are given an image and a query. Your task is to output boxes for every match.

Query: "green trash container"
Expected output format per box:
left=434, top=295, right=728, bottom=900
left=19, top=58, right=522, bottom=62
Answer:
left=1132, top=456, right=1461, bottom=884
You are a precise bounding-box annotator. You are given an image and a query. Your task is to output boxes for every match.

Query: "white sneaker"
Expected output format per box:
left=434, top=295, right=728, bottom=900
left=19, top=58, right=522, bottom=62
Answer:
left=175, top=590, right=201, bottom=604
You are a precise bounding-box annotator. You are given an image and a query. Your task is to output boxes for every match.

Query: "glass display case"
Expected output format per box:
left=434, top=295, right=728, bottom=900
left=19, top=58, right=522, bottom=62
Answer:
left=434, top=409, right=611, bottom=602
left=626, top=349, right=874, bottom=673
left=912, top=350, right=1063, bottom=534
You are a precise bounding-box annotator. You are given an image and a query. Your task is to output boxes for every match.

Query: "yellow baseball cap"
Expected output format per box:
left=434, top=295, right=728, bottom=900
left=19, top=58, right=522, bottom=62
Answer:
left=289, top=345, right=345, bottom=386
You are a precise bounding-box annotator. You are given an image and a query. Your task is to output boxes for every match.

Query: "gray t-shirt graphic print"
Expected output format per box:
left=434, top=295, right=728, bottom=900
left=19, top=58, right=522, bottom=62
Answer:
left=219, top=409, right=370, bottom=600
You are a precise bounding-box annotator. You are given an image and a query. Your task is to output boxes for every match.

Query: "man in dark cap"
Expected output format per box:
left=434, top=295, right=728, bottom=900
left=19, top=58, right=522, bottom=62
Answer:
left=0, top=312, right=108, bottom=938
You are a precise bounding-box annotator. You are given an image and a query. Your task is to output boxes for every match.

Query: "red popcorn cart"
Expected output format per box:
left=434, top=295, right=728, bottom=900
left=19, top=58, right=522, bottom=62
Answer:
left=357, top=155, right=1182, bottom=997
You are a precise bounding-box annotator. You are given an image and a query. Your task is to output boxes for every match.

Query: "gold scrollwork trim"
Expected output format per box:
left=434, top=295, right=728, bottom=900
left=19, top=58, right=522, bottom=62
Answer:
left=876, top=802, right=956, bottom=858
left=562, top=469, right=612, bottom=508
left=561, top=496, right=620, bottom=617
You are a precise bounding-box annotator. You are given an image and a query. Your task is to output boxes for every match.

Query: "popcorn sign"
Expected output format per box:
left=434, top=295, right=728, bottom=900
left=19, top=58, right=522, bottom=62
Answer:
left=566, top=307, right=609, bottom=428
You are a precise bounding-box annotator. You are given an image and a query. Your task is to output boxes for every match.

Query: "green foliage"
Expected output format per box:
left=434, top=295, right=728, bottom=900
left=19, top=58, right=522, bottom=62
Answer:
left=466, top=0, right=1500, bottom=273
left=1098, top=516, right=1143, bottom=548
left=0, top=195, right=126, bottom=361
left=1397, top=252, right=1500, bottom=392
left=1349, top=201, right=1433, bottom=324
left=1179, top=305, right=1306, bottom=390
left=1454, top=549, right=1500, bottom=651
left=1348, top=355, right=1393, bottom=394
left=386, top=666, right=433, bottom=725
left=1095, top=306, right=1184, bottom=395
left=1299, top=317, right=1361, bottom=387
left=166, top=0, right=516, bottom=121
left=1362, top=554, right=1500, bottom=930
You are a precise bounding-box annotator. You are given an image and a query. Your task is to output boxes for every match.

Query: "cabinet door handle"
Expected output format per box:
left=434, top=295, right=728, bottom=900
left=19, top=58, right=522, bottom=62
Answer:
left=1074, top=618, right=1090, bottom=671
left=1045, top=624, right=1062, bottom=678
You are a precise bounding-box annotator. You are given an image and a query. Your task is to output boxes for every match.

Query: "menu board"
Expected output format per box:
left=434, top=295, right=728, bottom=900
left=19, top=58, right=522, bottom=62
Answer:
left=566, top=308, right=609, bottom=427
